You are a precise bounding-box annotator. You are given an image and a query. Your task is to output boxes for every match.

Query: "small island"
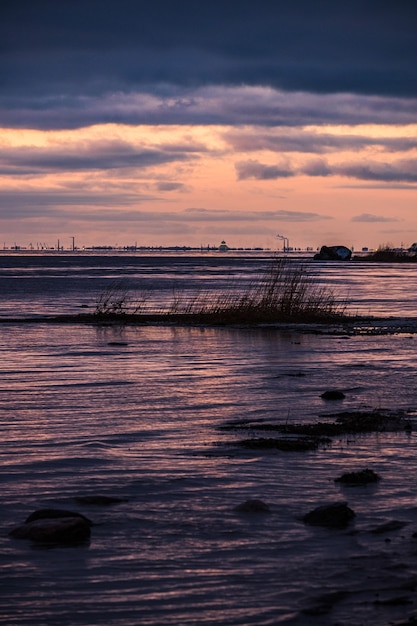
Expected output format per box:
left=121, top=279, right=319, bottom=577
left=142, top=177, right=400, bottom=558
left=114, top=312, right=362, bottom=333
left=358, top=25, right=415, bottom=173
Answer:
left=355, top=244, right=417, bottom=262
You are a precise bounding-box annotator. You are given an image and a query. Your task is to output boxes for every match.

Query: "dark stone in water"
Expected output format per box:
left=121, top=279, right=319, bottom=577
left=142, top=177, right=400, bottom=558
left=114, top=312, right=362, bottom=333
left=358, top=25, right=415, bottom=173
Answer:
left=302, top=590, right=350, bottom=616
left=303, top=502, right=355, bottom=528
left=25, top=508, right=92, bottom=525
left=321, top=390, right=346, bottom=400
left=234, top=499, right=270, bottom=513
left=313, top=245, right=352, bottom=261
left=374, top=595, right=413, bottom=606
left=10, top=509, right=92, bottom=544
left=335, top=468, right=381, bottom=485
left=370, top=520, right=408, bottom=534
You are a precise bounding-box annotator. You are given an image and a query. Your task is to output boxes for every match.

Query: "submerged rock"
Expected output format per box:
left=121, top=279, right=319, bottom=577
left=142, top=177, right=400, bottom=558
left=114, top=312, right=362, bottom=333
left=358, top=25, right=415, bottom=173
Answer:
left=10, top=517, right=91, bottom=544
left=303, top=502, right=355, bottom=528
left=320, top=390, right=346, bottom=400
left=302, top=590, right=350, bottom=616
left=370, top=520, right=408, bottom=534
left=9, top=509, right=92, bottom=544
left=234, top=499, right=271, bottom=513
left=285, top=371, right=306, bottom=378
left=25, top=508, right=92, bottom=524
left=335, top=468, right=381, bottom=485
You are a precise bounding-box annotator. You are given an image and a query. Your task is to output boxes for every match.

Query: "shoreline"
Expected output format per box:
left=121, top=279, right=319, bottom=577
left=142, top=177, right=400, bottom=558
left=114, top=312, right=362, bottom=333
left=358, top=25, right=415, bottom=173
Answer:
left=2, top=312, right=417, bottom=335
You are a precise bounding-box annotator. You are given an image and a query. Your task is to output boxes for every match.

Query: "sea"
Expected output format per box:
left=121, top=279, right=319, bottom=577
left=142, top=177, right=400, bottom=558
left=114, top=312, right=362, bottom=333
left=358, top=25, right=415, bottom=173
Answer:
left=1, top=252, right=417, bottom=626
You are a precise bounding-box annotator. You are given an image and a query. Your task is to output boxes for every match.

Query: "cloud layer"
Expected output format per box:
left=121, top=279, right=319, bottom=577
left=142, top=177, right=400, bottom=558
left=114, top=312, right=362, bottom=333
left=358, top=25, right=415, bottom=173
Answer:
left=1, top=2, right=417, bottom=129
left=0, top=1, right=416, bottom=249
left=237, top=157, right=417, bottom=183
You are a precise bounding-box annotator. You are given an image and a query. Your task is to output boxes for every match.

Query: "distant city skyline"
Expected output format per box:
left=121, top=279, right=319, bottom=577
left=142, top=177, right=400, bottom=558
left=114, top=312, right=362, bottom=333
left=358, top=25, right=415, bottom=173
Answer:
left=2, top=237, right=301, bottom=252
left=1, top=2, right=416, bottom=251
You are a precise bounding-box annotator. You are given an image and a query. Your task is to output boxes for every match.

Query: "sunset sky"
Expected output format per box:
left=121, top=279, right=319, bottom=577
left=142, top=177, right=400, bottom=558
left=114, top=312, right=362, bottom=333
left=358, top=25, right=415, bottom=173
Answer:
left=1, top=1, right=416, bottom=251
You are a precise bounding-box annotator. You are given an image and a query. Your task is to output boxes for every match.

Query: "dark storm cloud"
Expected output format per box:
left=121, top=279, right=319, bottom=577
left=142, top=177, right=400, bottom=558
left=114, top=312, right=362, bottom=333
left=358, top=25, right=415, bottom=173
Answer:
left=0, top=190, right=157, bottom=214
left=236, top=160, right=293, bottom=180
left=224, top=130, right=417, bottom=154
left=65, top=91, right=417, bottom=129
left=2, top=90, right=416, bottom=130
left=335, top=159, right=417, bottom=183
left=0, top=1, right=416, bottom=129
left=0, top=141, right=193, bottom=175
left=301, top=159, right=333, bottom=177
left=236, top=157, right=417, bottom=183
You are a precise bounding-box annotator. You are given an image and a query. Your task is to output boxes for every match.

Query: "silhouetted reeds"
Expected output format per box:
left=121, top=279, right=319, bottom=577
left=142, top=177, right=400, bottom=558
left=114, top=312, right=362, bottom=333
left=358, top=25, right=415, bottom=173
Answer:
left=94, top=257, right=348, bottom=324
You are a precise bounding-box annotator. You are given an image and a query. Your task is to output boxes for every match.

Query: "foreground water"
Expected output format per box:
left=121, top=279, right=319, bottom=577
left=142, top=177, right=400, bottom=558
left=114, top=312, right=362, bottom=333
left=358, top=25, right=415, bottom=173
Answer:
left=1, top=254, right=417, bottom=625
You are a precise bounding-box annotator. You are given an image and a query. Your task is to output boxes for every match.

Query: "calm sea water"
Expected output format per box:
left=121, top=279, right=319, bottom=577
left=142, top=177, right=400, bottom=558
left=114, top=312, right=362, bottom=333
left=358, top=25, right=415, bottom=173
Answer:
left=1, top=253, right=417, bottom=626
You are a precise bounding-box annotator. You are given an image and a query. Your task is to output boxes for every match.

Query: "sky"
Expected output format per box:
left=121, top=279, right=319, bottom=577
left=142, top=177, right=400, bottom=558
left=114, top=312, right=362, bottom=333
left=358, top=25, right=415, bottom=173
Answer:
left=0, top=1, right=416, bottom=251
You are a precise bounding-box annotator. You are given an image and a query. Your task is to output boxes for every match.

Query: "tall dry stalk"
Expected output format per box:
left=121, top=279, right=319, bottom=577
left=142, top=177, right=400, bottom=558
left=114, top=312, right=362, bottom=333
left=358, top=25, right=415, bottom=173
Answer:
left=192, top=257, right=347, bottom=323
left=95, top=281, right=151, bottom=316
left=94, top=258, right=348, bottom=324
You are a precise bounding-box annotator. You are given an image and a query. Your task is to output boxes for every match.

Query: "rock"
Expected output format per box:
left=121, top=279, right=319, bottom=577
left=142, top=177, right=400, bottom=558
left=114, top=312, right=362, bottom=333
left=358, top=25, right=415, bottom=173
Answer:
left=10, top=517, right=91, bottom=544
left=314, top=245, right=352, bottom=261
left=25, top=508, right=92, bottom=525
left=234, top=499, right=271, bottom=513
left=303, top=502, right=355, bottom=528
left=370, top=520, right=408, bottom=534
left=302, top=590, right=349, bottom=616
left=335, top=468, right=381, bottom=485
left=9, top=509, right=92, bottom=544
left=374, top=596, right=413, bottom=606
left=320, top=390, right=345, bottom=400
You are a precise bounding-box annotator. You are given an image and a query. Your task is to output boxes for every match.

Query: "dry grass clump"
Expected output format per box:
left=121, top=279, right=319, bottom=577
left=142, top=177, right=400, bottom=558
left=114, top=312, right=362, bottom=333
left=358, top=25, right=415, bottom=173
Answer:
left=173, top=257, right=348, bottom=324
left=95, top=282, right=151, bottom=316
left=219, top=409, right=412, bottom=455
left=94, top=257, right=348, bottom=325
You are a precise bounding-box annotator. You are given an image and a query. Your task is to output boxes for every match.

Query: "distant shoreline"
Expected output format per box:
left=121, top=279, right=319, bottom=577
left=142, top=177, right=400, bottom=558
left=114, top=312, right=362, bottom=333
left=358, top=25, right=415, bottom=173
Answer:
left=1, top=248, right=416, bottom=262
left=0, top=248, right=312, bottom=258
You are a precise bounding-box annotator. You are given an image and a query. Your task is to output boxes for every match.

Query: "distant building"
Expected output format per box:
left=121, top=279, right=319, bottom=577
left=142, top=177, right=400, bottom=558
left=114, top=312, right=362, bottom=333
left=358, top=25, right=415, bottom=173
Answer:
left=218, top=240, right=229, bottom=251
